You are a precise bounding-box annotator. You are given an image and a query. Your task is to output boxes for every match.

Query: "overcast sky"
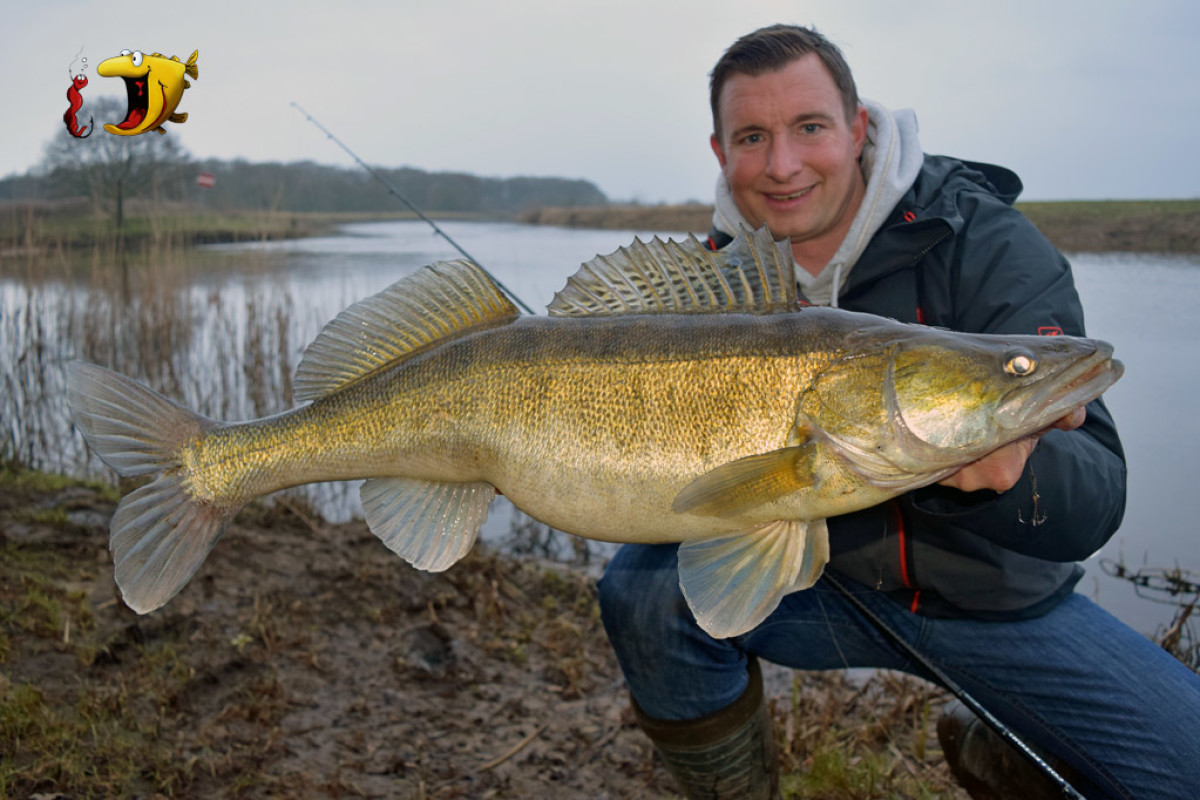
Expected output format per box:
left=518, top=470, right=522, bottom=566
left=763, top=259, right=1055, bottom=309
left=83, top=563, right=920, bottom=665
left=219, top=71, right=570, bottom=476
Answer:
left=5, top=0, right=1197, bottom=203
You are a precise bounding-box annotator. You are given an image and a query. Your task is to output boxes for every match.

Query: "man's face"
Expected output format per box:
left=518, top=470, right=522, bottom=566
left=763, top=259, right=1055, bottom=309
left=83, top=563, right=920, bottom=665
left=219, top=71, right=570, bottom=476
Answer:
left=711, top=53, right=868, bottom=265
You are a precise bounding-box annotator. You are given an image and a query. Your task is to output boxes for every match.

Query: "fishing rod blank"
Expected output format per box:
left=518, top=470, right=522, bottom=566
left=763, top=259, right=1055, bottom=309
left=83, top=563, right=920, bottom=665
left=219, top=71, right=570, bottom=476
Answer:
left=290, top=102, right=535, bottom=316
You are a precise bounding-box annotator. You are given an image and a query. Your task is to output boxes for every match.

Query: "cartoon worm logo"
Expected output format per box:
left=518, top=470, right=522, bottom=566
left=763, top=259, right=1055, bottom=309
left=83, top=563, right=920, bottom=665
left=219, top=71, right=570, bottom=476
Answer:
left=64, top=74, right=92, bottom=138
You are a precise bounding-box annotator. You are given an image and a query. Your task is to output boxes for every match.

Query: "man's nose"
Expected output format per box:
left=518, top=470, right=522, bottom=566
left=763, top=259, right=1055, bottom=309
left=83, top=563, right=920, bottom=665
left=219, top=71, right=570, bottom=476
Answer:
left=765, top=139, right=804, bottom=181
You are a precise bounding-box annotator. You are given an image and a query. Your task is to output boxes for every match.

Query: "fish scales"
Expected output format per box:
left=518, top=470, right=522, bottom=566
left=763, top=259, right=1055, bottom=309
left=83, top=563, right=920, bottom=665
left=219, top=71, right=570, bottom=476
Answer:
left=184, top=312, right=840, bottom=541
left=66, top=227, right=1123, bottom=637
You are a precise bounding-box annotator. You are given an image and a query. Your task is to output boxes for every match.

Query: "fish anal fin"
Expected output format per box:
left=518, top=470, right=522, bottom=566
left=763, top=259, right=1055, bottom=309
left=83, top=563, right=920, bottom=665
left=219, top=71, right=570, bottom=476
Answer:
left=673, top=443, right=817, bottom=518
left=295, top=260, right=519, bottom=403
left=361, top=477, right=495, bottom=572
left=678, top=518, right=830, bottom=639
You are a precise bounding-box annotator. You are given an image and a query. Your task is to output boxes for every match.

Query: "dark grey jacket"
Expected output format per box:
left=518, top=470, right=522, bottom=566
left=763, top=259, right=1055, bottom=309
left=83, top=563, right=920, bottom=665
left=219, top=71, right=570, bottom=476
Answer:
left=711, top=155, right=1127, bottom=620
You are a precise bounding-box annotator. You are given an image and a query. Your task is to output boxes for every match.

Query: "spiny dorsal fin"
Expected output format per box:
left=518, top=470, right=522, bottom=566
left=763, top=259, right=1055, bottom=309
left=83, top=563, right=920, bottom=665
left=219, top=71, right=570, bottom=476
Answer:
left=294, top=259, right=519, bottom=402
left=547, top=225, right=796, bottom=317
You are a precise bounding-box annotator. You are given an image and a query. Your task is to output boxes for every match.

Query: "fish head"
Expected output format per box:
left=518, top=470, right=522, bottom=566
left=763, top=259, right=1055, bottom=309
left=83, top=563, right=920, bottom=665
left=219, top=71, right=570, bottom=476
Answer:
left=888, top=329, right=1122, bottom=453
left=97, top=49, right=189, bottom=135
left=802, top=317, right=1123, bottom=483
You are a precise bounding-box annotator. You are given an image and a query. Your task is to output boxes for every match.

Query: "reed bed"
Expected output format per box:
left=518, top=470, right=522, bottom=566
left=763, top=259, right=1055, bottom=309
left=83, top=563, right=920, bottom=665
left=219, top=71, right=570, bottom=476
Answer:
left=0, top=241, right=337, bottom=509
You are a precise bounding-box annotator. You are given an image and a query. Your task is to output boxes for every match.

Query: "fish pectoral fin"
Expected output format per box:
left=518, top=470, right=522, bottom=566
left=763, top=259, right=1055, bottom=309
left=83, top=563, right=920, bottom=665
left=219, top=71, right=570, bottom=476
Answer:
left=678, top=518, right=830, bottom=639
left=361, top=477, right=495, bottom=572
left=672, top=444, right=816, bottom=517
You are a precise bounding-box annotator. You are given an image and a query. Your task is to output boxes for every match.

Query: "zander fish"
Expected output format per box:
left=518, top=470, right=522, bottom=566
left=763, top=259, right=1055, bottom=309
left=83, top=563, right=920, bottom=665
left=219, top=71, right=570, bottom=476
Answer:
left=66, top=228, right=1123, bottom=638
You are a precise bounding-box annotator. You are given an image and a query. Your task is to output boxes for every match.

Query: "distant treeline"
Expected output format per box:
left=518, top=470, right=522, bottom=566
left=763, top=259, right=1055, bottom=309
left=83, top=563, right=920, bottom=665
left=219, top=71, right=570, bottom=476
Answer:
left=0, top=159, right=608, bottom=216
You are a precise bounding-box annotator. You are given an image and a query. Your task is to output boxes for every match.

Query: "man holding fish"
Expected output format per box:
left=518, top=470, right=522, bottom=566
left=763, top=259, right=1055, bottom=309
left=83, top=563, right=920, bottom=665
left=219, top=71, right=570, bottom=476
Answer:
left=597, top=23, right=1200, bottom=800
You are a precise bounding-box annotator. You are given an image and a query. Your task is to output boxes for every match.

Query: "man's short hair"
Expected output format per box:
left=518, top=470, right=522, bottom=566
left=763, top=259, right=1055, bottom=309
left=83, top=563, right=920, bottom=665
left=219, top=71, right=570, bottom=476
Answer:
left=709, top=24, right=860, bottom=140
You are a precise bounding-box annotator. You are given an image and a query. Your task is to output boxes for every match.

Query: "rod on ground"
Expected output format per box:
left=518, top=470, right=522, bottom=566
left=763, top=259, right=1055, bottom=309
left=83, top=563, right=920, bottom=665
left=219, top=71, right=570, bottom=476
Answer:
left=290, top=101, right=536, bottom=316
left=823, top=572, right=1088, bottom=800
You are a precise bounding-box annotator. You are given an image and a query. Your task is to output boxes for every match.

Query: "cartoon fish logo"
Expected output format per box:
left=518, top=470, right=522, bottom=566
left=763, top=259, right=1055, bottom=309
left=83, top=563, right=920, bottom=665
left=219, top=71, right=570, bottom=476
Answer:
left=97, top=49, right=198, bottom=136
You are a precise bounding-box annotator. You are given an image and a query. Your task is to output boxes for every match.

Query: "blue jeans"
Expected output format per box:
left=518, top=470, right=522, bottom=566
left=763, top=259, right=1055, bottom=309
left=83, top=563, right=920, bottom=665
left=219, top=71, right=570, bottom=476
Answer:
left=598, top=543, right=1200, bottom=800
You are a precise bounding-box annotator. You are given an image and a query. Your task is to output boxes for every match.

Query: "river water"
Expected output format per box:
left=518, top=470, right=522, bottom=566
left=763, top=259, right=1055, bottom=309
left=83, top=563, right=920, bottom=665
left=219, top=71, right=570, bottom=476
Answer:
left=3, top=219, right=1196, bottom=636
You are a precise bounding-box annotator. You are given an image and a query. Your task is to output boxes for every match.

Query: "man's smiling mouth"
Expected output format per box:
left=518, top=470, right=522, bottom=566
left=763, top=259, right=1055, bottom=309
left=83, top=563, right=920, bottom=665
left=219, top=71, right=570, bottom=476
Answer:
left=766, top=186, right=814, bottom=202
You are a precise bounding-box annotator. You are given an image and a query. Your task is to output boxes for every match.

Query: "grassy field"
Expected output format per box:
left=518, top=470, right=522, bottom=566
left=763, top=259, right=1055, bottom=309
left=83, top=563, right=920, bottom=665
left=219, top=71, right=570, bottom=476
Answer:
left=521, top=199, right=1200, bottom=254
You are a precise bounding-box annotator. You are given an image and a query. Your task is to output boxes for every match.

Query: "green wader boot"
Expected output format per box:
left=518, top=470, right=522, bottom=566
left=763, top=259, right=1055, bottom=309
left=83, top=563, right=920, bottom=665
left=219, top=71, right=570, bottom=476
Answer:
left=632, top=657, right=780, bottom=800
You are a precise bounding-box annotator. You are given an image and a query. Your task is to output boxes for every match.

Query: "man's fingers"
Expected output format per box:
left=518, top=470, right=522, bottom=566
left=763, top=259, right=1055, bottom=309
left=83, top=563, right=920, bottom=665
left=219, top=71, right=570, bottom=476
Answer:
left=1053, top=406, right=1087, bottom=431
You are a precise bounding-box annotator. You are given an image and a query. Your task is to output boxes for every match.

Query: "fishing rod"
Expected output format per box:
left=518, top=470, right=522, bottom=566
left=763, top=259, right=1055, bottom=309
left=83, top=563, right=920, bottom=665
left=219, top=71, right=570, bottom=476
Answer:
left=823, top=572, right=1089, bottom=800
left=290, top=101, right=536, bottom=316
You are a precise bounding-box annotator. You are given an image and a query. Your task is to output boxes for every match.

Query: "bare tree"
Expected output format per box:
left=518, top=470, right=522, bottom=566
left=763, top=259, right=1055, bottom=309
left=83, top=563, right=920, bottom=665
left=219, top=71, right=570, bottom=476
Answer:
left=41, top=96, right=192, bottom=231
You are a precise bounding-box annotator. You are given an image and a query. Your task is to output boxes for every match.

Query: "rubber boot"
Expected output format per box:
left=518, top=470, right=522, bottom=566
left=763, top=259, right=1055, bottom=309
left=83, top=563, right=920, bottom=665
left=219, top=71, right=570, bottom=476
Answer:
left=632, top=657, right=780, bottom=800
left=937, top=699, right=1090, bottom=800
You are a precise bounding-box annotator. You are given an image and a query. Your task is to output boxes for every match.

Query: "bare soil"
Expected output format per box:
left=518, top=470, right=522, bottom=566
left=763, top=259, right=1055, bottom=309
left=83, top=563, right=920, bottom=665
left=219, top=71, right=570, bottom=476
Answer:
left=1, top=476, right=966, bottom=799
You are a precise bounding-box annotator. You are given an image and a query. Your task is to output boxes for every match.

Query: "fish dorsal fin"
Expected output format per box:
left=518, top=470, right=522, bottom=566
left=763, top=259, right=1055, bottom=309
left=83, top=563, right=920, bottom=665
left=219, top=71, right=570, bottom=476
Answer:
left=547, top=225, right=796, bottom=317
left=295, top=259, right=519, bottom=402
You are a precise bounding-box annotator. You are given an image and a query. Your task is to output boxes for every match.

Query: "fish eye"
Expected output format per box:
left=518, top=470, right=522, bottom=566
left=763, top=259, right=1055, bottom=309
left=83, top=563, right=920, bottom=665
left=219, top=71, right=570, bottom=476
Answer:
left=131, top=51, right=144, bottom=67
left=120, top=49, right=131, bottom=56
left=1004, top=352, right=1037, bottom=376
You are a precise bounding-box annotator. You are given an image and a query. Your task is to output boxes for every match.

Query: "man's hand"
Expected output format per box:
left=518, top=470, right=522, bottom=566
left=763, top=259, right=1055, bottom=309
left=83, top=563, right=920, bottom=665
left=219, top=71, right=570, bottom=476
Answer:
left=938, top=407, right=1087, bottom=493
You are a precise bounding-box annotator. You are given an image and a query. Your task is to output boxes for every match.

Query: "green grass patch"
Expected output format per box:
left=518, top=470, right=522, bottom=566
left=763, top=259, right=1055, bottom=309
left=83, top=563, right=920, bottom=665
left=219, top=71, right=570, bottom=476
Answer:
left=0, top=460, right=119, bottom=502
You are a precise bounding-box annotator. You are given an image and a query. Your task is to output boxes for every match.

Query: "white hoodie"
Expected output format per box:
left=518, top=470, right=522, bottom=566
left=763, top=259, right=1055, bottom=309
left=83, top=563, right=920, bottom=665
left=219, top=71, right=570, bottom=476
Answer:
left=712, top=100, right=924, bottom=307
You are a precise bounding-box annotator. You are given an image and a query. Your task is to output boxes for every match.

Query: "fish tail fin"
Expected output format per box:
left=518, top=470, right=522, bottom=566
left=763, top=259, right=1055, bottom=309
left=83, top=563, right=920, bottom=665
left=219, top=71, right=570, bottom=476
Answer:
left=185, top=50, right=199, bottom=79
left=66, top=361, right=240, bottom=613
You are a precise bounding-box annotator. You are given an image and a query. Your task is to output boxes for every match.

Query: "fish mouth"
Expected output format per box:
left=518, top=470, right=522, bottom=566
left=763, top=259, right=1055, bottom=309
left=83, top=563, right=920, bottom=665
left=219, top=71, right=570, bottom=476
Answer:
left=113, top=75, right=151, bottom=130
left=997, top=342, right=1123, bottom=432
